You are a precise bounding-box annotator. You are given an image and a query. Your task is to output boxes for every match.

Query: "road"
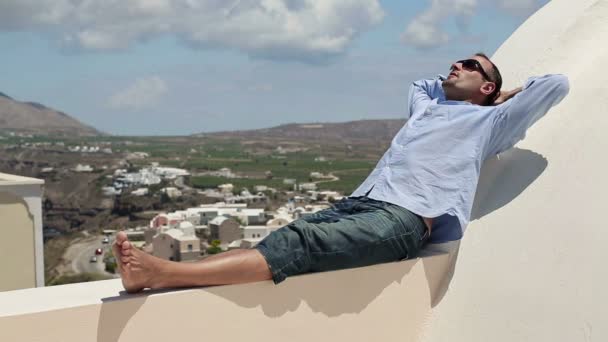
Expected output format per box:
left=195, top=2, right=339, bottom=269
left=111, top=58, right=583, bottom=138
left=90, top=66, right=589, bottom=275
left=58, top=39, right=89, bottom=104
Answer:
left=312, top=173, right=339, bottom=185
left=64, top=234, right=119, bottom=278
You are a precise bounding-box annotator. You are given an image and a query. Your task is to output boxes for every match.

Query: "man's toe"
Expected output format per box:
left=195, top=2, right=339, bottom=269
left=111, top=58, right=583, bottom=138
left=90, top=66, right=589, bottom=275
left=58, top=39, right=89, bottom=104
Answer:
left=122, top=240, right=131, bottom=252
left=116, top=231, right=128, bottom=243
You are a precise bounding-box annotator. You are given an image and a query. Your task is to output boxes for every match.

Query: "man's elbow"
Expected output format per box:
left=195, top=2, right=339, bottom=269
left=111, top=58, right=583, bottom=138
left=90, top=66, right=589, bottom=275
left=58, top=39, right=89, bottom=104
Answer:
left=554, top=74, right=570, bottom=99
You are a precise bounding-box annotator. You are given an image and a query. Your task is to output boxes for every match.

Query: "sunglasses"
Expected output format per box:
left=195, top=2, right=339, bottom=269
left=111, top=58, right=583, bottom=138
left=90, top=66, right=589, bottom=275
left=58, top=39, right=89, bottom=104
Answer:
left=451, top=59, right=493, bottom=82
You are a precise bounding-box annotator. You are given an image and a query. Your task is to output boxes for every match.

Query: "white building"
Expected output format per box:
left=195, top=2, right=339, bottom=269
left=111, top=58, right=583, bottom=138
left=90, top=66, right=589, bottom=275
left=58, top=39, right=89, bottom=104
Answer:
left=126, top=152, right=149, bottom=159
left=294, top=204, right=330, bottom=219
left=218, top=183, right=234, bottom=193
left=151, top=222, right=200, bottom=262
left=243, top=226, right=272, bottom=239
left=161, top=187, right=182, bottom=199
left=153, top=166, right=190, bottom=179
left=117, top=168, right=162, bottom=186
left=102, top=187, right=121, bottom=196
left=197, top=206, right=267, bottom=226
left=150, top=212, right=185, bottom=229
left=131, top=188, right=149, bottom=196
left=298, top=182, right=317, bottom=191
left=266, top=216, right=292, bottom=227
left=224, top=190, right=268, bottom=206
left=254, top=185, right=268, bottom=192
left=73, top=164, right=93, bottom=172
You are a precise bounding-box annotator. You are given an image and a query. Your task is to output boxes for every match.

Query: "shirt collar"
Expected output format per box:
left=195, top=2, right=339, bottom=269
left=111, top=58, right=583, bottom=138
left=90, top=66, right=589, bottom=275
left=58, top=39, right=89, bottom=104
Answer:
left=438, top=99, right=474, bottom=106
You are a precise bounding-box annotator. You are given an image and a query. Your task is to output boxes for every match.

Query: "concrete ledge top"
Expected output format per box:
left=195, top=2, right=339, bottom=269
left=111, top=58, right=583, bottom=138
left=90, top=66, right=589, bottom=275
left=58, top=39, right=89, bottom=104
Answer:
left=0, top=250, right=454, bottom=318
left=0, top=279, right=125, bottom=317
left=0, top=173, right=44, bottom=186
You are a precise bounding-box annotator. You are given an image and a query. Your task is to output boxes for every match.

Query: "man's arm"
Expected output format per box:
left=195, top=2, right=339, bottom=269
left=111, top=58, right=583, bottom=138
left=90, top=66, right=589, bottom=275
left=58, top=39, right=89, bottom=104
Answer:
left=487, top=74, right=570, bottom=156
left=407, top=76, right=445, bottom=120
left=493, top=86, right=523, bottom=105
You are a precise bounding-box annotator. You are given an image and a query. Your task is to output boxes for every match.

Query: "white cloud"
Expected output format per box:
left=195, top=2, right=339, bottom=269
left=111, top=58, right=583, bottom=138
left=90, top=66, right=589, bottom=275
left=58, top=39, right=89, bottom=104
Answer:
left=401, top=0, right=476, bottom=49
left=401, top=0, right=547, bottom=49
left=109, top=76, right=168, bottom=110
left=0, top=0, right=384, bottom=62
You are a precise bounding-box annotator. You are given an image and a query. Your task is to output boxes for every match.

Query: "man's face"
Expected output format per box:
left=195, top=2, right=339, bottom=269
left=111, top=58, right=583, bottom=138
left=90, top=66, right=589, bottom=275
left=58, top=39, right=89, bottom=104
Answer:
left=442, top=55, right=496, bottom=103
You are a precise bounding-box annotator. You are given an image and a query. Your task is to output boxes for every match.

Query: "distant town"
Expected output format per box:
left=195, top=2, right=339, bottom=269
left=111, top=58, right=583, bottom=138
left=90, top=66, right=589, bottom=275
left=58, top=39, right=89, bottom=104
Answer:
left=0, top=128, right=391, bottom=284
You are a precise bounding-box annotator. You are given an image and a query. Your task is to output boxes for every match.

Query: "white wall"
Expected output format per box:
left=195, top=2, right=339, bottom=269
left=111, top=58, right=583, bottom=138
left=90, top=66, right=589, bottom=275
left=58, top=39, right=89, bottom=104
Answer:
left=421, top=1, right=608, bottom=341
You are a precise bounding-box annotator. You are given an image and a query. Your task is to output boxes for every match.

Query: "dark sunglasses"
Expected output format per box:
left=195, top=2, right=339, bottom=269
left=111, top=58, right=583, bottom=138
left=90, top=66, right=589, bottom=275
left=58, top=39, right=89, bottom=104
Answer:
left=451, top=59, right=493, bottom=82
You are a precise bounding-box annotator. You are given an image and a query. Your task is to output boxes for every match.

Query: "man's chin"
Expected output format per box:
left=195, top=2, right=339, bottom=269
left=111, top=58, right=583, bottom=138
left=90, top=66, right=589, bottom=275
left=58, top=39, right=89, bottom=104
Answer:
left=441, top=80, right=453, bottom=92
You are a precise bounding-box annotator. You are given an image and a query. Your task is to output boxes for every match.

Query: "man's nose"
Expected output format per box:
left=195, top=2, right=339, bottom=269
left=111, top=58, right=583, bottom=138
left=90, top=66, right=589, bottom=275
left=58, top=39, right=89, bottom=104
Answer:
left=450, top=62, right=462, bottom=71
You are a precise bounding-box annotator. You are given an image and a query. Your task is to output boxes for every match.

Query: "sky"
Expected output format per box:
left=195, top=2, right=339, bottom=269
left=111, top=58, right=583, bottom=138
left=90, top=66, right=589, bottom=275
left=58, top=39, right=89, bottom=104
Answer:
left=0, top=0, right=549, bottom=136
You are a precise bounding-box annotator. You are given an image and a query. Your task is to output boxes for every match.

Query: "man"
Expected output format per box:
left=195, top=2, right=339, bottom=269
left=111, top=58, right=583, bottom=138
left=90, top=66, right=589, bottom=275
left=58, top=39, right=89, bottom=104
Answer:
left=113, top=53, right=569, bottom=293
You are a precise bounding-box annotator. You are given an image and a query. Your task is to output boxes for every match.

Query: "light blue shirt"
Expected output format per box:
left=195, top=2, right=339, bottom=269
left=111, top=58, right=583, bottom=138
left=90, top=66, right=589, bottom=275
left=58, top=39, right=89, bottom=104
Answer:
left=351, top=74, right=570, bottom=243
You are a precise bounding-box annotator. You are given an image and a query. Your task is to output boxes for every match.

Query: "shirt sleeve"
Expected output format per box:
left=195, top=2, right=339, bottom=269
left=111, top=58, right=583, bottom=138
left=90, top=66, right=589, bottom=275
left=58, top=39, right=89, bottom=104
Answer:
left=487, top=74, right=570, bottom=156
left=407, top=75, right=446, bottom=120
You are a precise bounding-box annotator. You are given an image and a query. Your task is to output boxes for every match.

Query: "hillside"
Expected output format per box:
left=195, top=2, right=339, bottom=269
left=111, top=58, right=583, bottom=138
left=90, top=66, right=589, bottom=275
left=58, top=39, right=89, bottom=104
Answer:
left=0, top=91, right=101, bottom=136
left=198, top=119, right=406, bottom=143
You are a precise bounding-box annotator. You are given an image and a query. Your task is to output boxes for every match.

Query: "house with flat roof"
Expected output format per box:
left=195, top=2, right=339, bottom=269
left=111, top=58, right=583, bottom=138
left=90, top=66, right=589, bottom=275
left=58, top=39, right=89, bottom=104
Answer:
left=208, top=216, right=241, bottom=243
left=152, top=222, right=200, bottom=262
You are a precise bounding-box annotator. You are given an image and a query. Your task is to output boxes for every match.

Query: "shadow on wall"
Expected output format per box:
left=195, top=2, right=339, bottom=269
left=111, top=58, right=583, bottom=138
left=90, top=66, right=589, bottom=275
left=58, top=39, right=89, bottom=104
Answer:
left=472, top=147, right=548, bottom=221
left=417, top=147, right=547, bottom=306
left=95, top=254, right=456, bottom=341
left=97, top=293, right=148, bottom=342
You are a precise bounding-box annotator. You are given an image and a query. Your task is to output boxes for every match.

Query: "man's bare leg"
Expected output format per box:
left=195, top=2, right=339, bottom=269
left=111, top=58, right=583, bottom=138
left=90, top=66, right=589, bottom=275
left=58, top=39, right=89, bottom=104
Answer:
left=112, top=231, right=272, bottom=293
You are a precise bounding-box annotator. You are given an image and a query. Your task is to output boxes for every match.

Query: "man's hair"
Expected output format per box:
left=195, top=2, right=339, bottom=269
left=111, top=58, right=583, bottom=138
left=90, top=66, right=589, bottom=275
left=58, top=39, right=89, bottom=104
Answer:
left=475, top=52, right=503, bottom=105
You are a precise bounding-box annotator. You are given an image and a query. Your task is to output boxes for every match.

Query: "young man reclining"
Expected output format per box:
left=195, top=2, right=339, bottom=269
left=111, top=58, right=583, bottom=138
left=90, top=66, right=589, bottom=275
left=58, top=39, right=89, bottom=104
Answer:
left=113, top=53, right=569, bottom=293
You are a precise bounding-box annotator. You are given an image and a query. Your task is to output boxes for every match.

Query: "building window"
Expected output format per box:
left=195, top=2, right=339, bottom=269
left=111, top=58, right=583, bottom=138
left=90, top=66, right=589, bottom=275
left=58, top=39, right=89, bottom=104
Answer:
left=188, top=244, right=193, bottom=252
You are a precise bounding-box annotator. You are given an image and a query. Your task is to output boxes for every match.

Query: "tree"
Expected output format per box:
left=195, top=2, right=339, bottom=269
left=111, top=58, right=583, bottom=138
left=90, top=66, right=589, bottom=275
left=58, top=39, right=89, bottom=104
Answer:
left=206, top=239, right=223, bottom=255
left=160, top=192, right=171, bottom=204
left=233, top=216, right=245, bottom=226
left=104, top=252, right=117, bottom=274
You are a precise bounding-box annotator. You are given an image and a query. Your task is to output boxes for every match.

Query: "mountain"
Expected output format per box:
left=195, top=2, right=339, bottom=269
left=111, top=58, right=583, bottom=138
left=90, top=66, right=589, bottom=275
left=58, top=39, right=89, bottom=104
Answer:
left=197, top=119, right=407, bottom=143
left=0, top=92, right=102, bottom=136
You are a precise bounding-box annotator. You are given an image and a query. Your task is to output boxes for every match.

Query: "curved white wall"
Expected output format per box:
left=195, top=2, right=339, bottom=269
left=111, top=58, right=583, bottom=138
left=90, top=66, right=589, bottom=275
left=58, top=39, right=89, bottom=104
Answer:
left=422, top=1, right=607, bottom=341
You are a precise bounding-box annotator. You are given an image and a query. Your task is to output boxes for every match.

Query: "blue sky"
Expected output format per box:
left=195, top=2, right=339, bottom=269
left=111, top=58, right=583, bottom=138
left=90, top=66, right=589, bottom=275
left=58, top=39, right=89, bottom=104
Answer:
left=0, top=0, right=548, bottom=135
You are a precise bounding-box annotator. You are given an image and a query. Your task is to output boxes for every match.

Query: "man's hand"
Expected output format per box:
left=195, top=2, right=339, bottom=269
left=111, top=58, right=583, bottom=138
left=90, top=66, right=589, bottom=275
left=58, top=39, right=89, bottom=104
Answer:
left=493, top=86, right=523, bottom=105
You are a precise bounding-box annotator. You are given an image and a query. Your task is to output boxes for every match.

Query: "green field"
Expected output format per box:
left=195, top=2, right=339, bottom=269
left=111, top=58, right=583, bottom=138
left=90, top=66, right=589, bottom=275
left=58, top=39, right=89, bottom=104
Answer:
left=2, top=134, right=380, bottom=195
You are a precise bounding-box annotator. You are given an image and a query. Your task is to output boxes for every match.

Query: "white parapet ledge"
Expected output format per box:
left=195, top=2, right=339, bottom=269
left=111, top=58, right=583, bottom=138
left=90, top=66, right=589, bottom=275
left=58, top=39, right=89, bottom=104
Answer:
left=0, top=173, right=44, bottom=186
left=0, top=251, right=456, bottom=342
left=0, top=279, right=126, bottom=317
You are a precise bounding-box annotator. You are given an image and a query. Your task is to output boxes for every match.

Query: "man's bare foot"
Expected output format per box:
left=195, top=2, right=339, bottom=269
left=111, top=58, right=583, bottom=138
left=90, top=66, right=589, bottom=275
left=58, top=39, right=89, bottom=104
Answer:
left=112, top=231, right=168, bottom=293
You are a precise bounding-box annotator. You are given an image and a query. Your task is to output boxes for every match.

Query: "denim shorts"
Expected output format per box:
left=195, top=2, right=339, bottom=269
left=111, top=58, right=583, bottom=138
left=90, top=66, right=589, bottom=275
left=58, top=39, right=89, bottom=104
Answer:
left=254, top=196, right=429, bottom=284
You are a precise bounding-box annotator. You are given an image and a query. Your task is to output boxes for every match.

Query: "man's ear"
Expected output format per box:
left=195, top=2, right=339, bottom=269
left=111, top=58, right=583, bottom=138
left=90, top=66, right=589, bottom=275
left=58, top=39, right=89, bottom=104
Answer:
left=480, top=82, right=496, bottom=96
